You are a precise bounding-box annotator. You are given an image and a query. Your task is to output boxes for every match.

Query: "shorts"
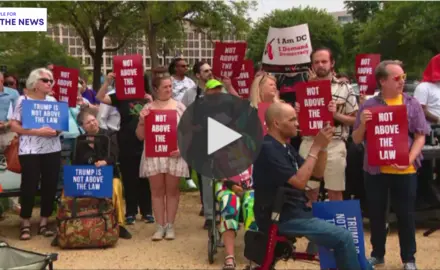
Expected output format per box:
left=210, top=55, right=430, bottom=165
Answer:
left=299, top=138, right=347, bottom=191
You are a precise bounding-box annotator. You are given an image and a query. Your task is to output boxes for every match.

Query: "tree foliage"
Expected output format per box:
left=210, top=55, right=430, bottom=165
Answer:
left=39, top=1, right=143, bottom=90
left=0, top=32, right=82, bottom=79
left=246, top=7, right=343, bottom=69
left=136, top=1, right=255, bottom=68
left=344, top=1, right=382, bottom=23
left=357, top=1, right=440, bottom=78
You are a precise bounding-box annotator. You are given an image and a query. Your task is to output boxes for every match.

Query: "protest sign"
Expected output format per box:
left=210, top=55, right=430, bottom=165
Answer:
left=232, top=59, right=254, bottom=99
left=312, top=200, right=368, bottom=270
left=295, top=80, right=333, bottom=136
left=212, top=42, right=247, bottom=79
left=63, top=165, right=113, bottom=198
left=22, top=100, right=69, bottom=131
left=258, top=102, right=270, bottom=136
left=113, top=54, right=145, bottom=100
left=262, top=24, right=312, bottom=73
left=144, top=110, right=178, bottom=157
left=366, top=105, right=409, bottom=166
left=229, top=166, right=252, bottom=183
left=52, top=66, right=78, bottom=107
left=355, top=54, right=381, bottom=95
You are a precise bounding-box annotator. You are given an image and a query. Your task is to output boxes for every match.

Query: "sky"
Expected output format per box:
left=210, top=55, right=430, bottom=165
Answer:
left=249, top=0, right=346, bottom=22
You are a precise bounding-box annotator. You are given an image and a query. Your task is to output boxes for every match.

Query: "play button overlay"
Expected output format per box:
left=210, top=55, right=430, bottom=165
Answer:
left=208, top=117, right=242, bottom=155
left=177, top=93, right=263, bottom=179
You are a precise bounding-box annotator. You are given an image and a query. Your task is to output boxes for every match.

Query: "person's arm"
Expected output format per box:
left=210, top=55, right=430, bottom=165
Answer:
left=97, top=104, right=110, bottom=130
left=287, top=145, right=326, bottom=190
left=420, top=105, right=439, bottom=123
left=409, top=100, right=431, bottom=164
left=333, top=86, right=358, bottom=126
left=352, top=105, right=366, bottom=144
left=136, top=105, right=149, bottom=140
left=96, top=73, right=114, bottom=105
left=409, top=133, right=425, bottom=164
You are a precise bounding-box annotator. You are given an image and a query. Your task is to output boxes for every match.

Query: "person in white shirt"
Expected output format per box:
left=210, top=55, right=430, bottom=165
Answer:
left=414, top=54, right=440, bottom=124
left=169, top=57, right=197, bottom=189
left=97, top=89, right=121, bottom=131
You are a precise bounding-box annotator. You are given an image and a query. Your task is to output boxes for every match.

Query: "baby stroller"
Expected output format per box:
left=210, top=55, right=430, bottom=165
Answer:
left=0, top=241, right=58, bottom=269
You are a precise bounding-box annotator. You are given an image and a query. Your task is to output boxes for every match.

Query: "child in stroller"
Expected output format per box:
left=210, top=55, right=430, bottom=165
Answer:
left=215, top=166, right=257, bottom=270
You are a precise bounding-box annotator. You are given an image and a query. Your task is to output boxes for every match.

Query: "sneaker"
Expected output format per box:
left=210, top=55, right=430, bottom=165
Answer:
left=164, top=223, right=175, bottom=240
left=152, top=224, right=166, bottom=241
left=403, top=262, right=417, bottom=270
left=125, top=216, right=136, bottom=225
left=119, top=226, right=132, bottom=239
left=186, top=179, right=197, bottom=189
left=368, top=257, right=385, bottom=266
left=142, top=214, right=155, bottom=223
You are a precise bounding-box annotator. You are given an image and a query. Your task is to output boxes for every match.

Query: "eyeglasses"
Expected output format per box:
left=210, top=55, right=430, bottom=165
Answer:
left=393, top=73, right=407, bottom=82
left=4, top=81, right=15, bottom=87
left=39, top=78, right=54, bottom=84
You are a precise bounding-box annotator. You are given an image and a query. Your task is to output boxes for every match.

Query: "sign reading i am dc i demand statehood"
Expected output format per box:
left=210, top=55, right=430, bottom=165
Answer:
left=0, top=8, right=47, bottom=32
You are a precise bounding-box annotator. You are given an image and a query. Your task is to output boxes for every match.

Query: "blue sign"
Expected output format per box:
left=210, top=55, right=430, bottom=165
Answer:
left=312, top=200, right=368, bottom=269
left=22, top=100, right=69, bottom=131
left=63, top=165, right=113, bottom=198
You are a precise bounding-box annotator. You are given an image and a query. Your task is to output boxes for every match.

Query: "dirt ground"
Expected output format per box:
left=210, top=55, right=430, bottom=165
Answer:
left=1, top=192, right=440, bottom=269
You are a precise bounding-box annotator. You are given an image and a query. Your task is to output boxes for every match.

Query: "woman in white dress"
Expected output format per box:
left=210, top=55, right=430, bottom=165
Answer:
left=136, top=75, right=189, bottom=241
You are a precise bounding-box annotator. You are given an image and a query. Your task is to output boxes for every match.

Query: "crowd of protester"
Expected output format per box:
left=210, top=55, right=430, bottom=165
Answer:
left=1, top=50, right=440, bottom=270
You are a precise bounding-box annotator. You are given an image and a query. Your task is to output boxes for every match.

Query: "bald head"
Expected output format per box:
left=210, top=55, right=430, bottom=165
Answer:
left=265, top=101, right=291, bottom=128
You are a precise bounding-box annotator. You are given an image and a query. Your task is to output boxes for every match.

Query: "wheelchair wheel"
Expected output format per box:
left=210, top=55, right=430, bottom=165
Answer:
left=208, top=226, right=217, bottom=264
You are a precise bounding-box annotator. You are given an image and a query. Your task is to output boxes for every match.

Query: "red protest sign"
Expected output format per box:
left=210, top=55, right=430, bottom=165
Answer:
left=212, top=42, right=247, bottom=79
left=366, top=105, right=409, bottom=166
left=52, top=66, right=78, bottom=107
left=295, top=80, right=333, bottom=136
left=355, top=54, right=381, bottom=95
left=229, top=166, right=253, bottom=184
left=232, top=59, right=254, bottom=99
left=113, top=54, right=145, bottom=100
left=258, top=102, right=271, bottom=136
left=144, top=110, right=178, bottom=157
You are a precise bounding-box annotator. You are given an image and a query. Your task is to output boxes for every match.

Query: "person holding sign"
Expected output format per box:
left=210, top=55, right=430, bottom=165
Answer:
left=249, top=74, right=280, bottom=108
left=136, top=75, right=188, bottom=241
left=295, top=47, right=359, bottom=202
left=253, top=102, right=362, bottom=270
left=10, top=68, right=62, bottom=240
left=97, top=72, right=154, bottom=226
left=352, top=60, right=430, bottom=270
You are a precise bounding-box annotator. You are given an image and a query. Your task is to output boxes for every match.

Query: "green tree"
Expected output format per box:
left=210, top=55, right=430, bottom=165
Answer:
left=137, top=1, right=255, bottom=68
left=0, top=32, right=82, bottom=80
left=344, top=1, right=382, bottom=22
left=340, top=22, right=363, bottom=75
left=39, top=1, right=143, bottom=90
left=357, top=1, right=440, bottom=78
left=246, top=7, right=343, bottom=69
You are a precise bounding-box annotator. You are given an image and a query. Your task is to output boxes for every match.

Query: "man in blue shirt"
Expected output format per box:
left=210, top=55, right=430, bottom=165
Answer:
left=0, top=72, right=19, bottom=151
left=253, top=102, right=362, bottom=270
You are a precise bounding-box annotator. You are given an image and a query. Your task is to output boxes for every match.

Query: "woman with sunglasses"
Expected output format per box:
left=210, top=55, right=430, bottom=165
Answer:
left=352, top=60, right=429, bottom=270
left=10, top=68, right=62, bottom=240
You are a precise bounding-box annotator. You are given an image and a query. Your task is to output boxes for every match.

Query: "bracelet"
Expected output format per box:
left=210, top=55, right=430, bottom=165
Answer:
left=308, top=153, right=318, bottom=160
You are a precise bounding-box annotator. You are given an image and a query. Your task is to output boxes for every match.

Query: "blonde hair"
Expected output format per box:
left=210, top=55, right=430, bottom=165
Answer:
left=249, top=74, right=279, bottom=107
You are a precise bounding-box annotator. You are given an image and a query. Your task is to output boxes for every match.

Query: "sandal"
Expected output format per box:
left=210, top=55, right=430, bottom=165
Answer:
left=223, top=255, right=236, bottom=270
left=20, top=226, right=31, bottom=240
left=38, top=225, right=55, bottom=237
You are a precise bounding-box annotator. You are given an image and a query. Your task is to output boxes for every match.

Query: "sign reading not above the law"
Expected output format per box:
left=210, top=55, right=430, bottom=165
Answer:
left=0, top=8, right=47, bottom=32
left=22, top=100, right=69, bottom=131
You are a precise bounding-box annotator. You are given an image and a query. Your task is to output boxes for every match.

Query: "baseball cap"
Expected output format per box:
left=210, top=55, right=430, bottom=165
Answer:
left=205, top=79, right=223, bottom=90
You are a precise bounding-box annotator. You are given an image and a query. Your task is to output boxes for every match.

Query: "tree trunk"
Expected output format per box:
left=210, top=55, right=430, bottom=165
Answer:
left=147, top=26, right=159, bottom=68
left=92, top=37, right=104, bottom=91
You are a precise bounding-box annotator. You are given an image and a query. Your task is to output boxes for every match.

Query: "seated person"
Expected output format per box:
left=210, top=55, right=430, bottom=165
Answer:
left=216, top=166, right=257, bottom=270
left=72, top=108, right=131, bottom=239
left=253, top=102, right=365, bottom=270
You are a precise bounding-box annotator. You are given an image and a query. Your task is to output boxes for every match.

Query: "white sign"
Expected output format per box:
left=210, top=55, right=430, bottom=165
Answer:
left=262, top=24, right=312, bottom=66
left=0, top=8, right=47, bottom=32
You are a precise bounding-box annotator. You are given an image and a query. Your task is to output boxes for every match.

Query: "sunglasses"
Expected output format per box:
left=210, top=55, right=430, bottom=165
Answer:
left=393, top=73, right=407, bottom=82
left=4, top=81, right=15, bottom=87
left=39, top=78, right=54, bottom=84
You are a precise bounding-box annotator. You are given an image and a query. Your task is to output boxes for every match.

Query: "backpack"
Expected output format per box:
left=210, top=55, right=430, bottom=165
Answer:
left=55, top=197, right=119, bottom=249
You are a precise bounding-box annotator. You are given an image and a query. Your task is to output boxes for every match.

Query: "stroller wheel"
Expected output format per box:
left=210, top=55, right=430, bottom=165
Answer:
left=208, top=226, right=217, bottom=264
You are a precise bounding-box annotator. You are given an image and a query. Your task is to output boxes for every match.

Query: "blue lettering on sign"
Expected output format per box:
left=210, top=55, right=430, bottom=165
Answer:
left=64, top=165, right=113, bottom=198
left=22, top=100, right=69, bottom=131
left=312, top=200, right=368, bottom=269
left=18, top=18, right=44, bottom=25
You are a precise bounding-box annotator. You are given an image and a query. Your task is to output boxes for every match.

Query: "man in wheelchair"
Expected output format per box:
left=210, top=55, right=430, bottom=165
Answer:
left=250, top=102, right=362, bottom=270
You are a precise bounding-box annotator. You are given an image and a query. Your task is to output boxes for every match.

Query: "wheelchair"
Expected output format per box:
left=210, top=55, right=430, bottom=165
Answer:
left=243, top=187, right=320, bottom=270
left=208, top=178, right=223, bottom=264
